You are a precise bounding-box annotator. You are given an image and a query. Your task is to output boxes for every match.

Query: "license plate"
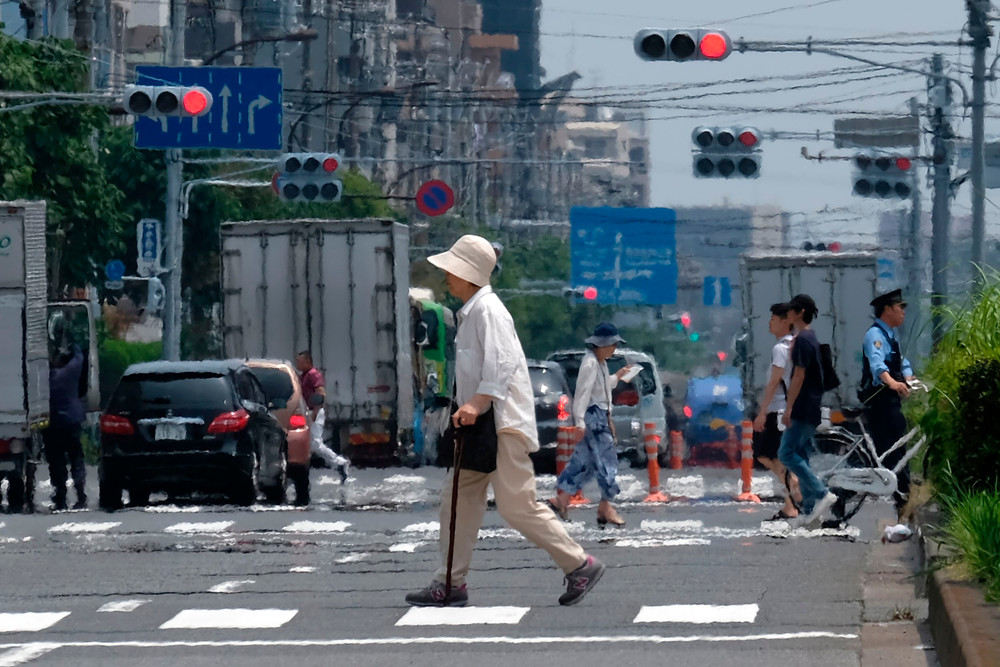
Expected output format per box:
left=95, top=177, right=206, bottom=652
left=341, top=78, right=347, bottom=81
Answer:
left=155, top=423, right=186, bottom=441
left=0, top=460, right=15, bottom=472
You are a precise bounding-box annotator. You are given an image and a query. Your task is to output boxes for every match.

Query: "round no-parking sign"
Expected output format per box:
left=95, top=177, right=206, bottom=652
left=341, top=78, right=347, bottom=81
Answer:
left=415, top=180, right=455, bottom=217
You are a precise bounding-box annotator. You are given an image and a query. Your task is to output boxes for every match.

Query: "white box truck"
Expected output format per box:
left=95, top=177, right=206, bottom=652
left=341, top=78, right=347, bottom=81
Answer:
left=220, top=218, right=414, bottom=464
left=738, top=252, right=878, bottom=413
left=0, top=201, right=49, bottom=511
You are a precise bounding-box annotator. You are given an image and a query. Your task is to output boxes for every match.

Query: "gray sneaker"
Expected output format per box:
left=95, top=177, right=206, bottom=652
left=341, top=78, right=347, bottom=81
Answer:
left=404, top=581, right=468, bottom=607
left=559, top=555, right=605, bottom=606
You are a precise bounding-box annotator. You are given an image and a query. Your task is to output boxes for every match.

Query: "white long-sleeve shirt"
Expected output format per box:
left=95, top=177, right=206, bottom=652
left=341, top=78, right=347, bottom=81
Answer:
left=572, top=350, right=619, bottom=429
left=454, top=285, right=539, bottom=449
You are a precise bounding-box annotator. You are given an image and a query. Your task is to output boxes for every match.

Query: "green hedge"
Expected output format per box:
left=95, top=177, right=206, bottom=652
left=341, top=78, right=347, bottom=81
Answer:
left=98, top=337, right=162, bottom=408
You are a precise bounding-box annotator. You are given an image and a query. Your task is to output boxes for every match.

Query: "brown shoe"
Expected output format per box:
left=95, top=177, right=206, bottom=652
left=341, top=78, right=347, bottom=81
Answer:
left=597, top=509, right=625, bottom=528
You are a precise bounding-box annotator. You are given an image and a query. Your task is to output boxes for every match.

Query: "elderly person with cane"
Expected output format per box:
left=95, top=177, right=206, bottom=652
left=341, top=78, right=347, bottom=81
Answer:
left=405, top=235, right=605, bottom=607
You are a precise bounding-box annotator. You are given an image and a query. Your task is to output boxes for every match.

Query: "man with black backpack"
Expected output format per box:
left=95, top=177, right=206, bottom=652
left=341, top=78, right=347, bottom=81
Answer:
left=859, top=289, right=915, bottom=513
left=779, top=294, right=838, bottom=528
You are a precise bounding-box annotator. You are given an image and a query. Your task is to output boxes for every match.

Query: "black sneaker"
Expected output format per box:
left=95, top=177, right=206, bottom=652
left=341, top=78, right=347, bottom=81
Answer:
left=405, top=581, right=468, bottom=607
left=338, top=462, right=350, bottom=485
left=559, top=555, right=605, bottom=606
left=72, top=496, right=88, bottom=510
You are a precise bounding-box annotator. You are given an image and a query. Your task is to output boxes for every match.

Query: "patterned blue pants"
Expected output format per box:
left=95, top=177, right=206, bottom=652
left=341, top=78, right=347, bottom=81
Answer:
left=556, top=405, right=620, bottom=501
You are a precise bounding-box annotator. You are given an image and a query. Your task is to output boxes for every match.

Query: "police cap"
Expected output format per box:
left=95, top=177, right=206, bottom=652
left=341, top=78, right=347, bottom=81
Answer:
left=870, top=288, right=906, bottom=310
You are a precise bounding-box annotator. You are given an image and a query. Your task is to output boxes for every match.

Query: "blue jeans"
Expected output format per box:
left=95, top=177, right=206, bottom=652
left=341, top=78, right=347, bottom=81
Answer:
left=556, top=406, right=620, bottom=501
left=778, top=420, right=827, bottom=513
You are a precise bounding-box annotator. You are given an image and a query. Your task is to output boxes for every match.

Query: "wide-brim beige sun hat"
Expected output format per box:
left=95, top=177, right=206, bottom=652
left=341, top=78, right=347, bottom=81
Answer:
left=427, top=234, right=497, bottom=287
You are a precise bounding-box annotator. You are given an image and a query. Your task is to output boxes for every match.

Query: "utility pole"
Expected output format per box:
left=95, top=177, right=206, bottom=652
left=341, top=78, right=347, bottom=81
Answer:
left=906, top=96, right=924, bottom=352
left=161, top=0, right=186, bottom=360
left=929, top=53, right=953, bottom=346
left=300, top=0, right=313, bottom=149
left=967, top=0, right=991, bottom=278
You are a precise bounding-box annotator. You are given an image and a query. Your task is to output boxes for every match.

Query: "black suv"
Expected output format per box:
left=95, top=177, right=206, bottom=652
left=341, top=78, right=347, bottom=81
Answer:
left=98, top=360, right=288, bottom=509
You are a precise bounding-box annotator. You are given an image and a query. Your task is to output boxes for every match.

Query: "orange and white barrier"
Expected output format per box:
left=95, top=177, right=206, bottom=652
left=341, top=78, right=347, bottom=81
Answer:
left=735, top=419, right=761, bottom=503
left=643, top=422, right=671, bottom=502
left=668, top=430, right=684, bottom=469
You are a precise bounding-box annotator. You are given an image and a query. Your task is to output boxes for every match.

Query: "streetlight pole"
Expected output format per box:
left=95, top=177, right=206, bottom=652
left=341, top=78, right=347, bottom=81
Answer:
left=200, top=28, right=318, bottom=67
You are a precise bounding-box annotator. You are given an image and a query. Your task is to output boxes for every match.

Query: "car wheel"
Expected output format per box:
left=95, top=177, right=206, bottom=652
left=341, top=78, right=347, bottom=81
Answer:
left=7, top=473, right=25, bottom=514
left=98, top=462, right=123, bottom=512
left=288, top=464, right=310, bottom=506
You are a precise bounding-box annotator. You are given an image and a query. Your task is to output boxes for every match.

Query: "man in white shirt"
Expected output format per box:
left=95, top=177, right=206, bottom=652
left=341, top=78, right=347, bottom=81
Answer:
left=405, top=235, right=605, bottom=608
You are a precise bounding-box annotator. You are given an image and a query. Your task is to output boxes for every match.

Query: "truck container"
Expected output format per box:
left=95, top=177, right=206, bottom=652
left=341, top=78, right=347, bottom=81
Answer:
left=0, top=201, right=49, bottom=511
left=220, top=218, right=414, bottom=463
left=737, top=252, right=878, bottom=414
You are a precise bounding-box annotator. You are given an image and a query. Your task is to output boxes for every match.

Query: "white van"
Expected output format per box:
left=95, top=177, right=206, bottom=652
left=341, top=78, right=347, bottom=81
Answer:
left=546, top=348, right=668, bottom=466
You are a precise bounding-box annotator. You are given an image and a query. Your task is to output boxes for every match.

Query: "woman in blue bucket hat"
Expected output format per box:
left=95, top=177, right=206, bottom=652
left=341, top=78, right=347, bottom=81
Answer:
left=547, top=322, right=633, bottom=527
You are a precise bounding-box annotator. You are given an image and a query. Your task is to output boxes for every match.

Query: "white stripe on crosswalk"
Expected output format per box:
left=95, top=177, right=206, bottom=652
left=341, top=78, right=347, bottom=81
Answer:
left=396, top=607, right=530, bottom=626
left=633, top=604, right=759, bottom=624
left=389, top=542, right=424, bottom=553
left=48, top=522, right=121, bottom=534
left=0, top=613, right=70, bottom=633
left=289, top=566, right=316, bottom=573
left=208, top=580, right=255, bottom=594
left=97, top=600, right=148, bottom=613
left=164, top=521, right=234, bottom=534
left=0, top=643, right=59, bottom=666
left=616, top=537, right=711, bottom=547
left=159, top=609, right=298, bottom=630
left=282, top=521, right=350, bottom=533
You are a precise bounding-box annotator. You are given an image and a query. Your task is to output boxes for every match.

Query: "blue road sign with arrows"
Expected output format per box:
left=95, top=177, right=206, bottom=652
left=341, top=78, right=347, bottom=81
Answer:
left=134, top=66, right=282, bottom=150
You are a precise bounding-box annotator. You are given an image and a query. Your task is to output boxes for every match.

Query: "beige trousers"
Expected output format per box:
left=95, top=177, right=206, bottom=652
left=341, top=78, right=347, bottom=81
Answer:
left=433, top=429, right=587, bottom=587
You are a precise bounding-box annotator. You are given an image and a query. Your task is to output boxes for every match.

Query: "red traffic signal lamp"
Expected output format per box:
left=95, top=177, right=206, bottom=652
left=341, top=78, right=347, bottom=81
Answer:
left=582, top=286, right=598, bottom=301
left=634, top=29, right=732, bottom=62
left=803, top=241, right=843, bottom=252
left=124, top=85, right=213, bottom=118
left=680, top=311, right=692, bottom=328
left=853, top=153, right=913, bottom=199
left=275, top=152, right=343, bottom=203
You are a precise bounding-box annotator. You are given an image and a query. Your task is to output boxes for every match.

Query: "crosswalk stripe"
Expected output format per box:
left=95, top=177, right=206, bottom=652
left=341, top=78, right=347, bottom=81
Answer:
left=0, top=643, right=59, bottom=666
left=97, top=600, right=148, bottom=613
left=616, top=537, right=711, bottom=547
left=48, top=522, right=120, bottom=534
left=396, top=607, right=530, bottom=626
left=633, top=604, right=759, bottom=624
left=0, top=613, right=70, bottom=633
left=208, top=580, right=255, bottom=594
left=281, top=521, right=350, bottom=533
left=159, top=609, right=298, bottom=630
left=164, top=521, right=233, bottom=534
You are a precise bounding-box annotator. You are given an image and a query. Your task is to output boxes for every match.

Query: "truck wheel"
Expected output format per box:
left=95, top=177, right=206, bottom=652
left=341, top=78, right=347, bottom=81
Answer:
left=289, top=465, right=310, bottom=506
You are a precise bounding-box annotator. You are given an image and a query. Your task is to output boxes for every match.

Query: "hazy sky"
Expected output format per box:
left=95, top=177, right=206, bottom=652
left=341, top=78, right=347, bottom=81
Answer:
left=539, top=0, right=986, bottom=246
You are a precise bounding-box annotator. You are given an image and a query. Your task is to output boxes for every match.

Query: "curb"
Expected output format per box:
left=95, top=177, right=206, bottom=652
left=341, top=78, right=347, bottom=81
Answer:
left=918, top=506, right=1000, bottom=667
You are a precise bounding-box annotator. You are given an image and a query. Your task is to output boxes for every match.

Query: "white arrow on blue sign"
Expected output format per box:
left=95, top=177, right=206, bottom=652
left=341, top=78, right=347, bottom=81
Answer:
left=133, top=66, right=282, bottom=150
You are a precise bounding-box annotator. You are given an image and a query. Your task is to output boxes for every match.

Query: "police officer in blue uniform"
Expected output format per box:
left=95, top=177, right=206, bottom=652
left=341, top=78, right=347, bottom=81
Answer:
left=859, top=288, right=915, bottom=512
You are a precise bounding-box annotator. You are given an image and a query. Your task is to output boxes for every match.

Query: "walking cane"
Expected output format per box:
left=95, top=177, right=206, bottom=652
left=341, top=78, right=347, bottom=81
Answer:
left=444, top=428, right=464, bottom=598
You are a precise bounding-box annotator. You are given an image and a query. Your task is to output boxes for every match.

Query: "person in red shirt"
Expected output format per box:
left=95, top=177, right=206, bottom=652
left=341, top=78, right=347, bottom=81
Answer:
left=296, top=351, right=349, bottom=484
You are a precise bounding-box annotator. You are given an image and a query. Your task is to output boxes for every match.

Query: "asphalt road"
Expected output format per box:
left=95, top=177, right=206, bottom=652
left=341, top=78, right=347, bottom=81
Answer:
left=0, top=465, right=933, bottom=666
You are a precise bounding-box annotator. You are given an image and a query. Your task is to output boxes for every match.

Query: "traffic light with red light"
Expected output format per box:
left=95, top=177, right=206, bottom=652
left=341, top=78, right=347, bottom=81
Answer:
left=852, top=153, right=913, bottom=199
left=275, top=153, right=343, bottom=203
left=692, top=126, right=761, bottom=179
left=802, top=241, right=843, bottom=252
left=634, top=29, right=732, bottom=62
left=124, top=85, right=213, bottom=118
left=680, top=311, right=692, bottom=328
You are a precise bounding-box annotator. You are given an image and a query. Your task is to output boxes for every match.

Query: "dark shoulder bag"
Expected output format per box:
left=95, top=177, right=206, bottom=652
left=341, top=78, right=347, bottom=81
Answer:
left=438, top=402, right=498, bottom=473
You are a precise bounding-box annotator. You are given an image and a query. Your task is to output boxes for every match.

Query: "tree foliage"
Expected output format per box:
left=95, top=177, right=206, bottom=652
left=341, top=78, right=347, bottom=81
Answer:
left=0, top=34, right=128, bottom=294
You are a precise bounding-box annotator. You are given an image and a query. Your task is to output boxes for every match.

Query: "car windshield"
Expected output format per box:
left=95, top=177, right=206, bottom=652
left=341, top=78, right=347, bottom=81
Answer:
left=529, top=367, right=563, bottom=397
left=108, top=373, right=234, bottom=412
left=249, top=367, right=294, bottom=403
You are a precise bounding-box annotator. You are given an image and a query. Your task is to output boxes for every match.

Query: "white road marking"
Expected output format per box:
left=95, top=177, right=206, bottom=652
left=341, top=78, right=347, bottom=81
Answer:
left=0, top=643, right=59, bottom=666
left=0, top=631, right=859, bottom=650
left=401, top=521, right=438, bottom=533
left=208, top=580, right=255, bottom=594
left=616, top=538, right=711, bottom=547
left=396, top=607, right=530, bottom=626
left=97, top=600, right=148, bottom=613
left=0, top=613, right=70, bottom=633
left=48, top=522, right=120, bottom=534
left=144, top=505, right=202, bottom=513
left=634, top=604, right=759, bottom=624
left=383, top=474, right=426, bottom=485
left=159, top=609, right=298, bottom=630
left=164, top=521, right=234, bottom=534
left=282, top=521, right=350, bottom=533
left=335, top=553, right=369, bottom=563
left=640, top=519, right=704, bottom=531
left=388, top=542, right=423, bottom=553
left=289, top=567, right=316, bottom=573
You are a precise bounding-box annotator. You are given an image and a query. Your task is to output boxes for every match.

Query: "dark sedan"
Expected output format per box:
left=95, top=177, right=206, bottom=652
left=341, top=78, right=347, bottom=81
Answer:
left=98, top=360, right=288, bottom=509
left=527, top=360, right=573, bottom=475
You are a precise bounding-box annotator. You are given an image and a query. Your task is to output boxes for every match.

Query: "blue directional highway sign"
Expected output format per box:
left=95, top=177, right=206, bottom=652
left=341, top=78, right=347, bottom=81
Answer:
left=570, top=207, right=677, bottom=305
left=134, top=66, right=282, bottom=150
